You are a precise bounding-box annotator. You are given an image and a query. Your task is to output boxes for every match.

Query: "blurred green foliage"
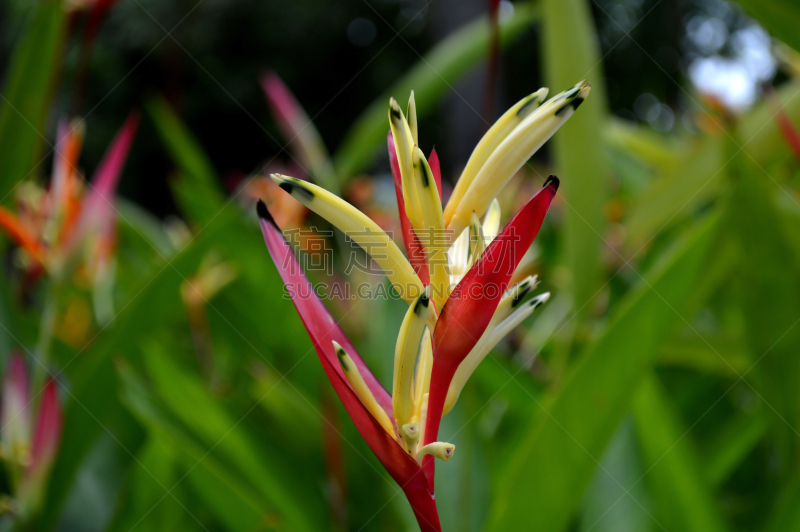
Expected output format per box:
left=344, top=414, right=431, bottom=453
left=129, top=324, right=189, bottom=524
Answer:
left=1, top=0, right=800, bottom=531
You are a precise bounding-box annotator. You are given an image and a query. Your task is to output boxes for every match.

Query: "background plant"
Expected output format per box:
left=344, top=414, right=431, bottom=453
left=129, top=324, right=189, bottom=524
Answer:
left=0, top=0, right=799, bottom=530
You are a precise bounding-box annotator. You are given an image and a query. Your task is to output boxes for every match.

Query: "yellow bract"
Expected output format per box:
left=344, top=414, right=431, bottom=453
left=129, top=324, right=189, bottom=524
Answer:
left=270, top=174, right=424, bottom=303
left=333, top=341, right=397, bottom=441
left=447, top=82, right=591, bottom=241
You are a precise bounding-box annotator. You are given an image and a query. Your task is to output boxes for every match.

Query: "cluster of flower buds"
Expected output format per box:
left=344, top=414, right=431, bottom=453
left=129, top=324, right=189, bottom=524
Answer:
left=0, top=115, right=137, bottom=321
left=0, top=354, right=63, bottom=520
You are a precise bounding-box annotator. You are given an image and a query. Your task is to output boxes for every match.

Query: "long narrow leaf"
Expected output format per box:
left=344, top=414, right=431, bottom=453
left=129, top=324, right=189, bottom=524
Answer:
left=487, top=210, right=719, bottom=532
left=0, top=0, right=65, bottom=205
left=541, top=0, right=609, bottom=320
left=632, top=374, right=729, bottom=532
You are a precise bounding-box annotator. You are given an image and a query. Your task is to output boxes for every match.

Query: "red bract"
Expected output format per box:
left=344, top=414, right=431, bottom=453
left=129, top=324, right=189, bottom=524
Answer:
left=258, top=203, right=440, bottom=531
left=388, top=132, right=430, bottom=283
left=422, top=177, right=558, bottom=486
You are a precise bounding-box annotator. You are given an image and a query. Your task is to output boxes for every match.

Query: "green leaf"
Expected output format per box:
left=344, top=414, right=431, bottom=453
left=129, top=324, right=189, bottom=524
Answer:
left=333, top=3, right=538, bottom=178
left=740, top=79, right=800, bottom=165
left=632, top=374, right=729, bottom=532
left=728, top=130, right=800, bottom=465
left=541, top=0, right=609, bottom=323
left=656, top=332, right=749, bottom=377
left=486, top=211, right=719, bottom=532
left=733, top=0, right=800, bottom=53
left=118, top=363, right=268, bottom=532
left=107, top=436, right=186, bottom=532
left=700, top=409, right=768, bottom=488
left=765, top=475, right=800, bottom=532
left=142, top=345, right=321, bottom=531
left=579, top=420, right=655, bottom=532
left=146, top=97, right=227, bottom=223
left=0, top=0, right=65, bottom=205
left=625, top=135, right=725, bottom=248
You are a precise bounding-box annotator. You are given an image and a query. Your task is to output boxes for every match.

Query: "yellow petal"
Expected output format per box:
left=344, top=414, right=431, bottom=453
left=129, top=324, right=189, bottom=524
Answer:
left=413, top=329, right=433, bottom=419
left=407, top=90, right=419, bottom=145
left=389, top=98, right=423, bottom=228
left=412, top=146, right=449, bottom=307
left=448, top=82, right=590, bottom=241
left=333, top=341, right=397, bottom=441
left=482, top=199, right=502, bottom=242
left=466, top=211, right=486, bottom=269
left=393, top=287, right=432, bottom=450
left=271, top=174, right=423, bottom=303
left=444, top=88, right=548, bottom=225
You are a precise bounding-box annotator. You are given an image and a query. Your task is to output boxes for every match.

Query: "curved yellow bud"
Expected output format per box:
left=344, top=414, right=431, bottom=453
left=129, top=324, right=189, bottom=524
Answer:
left=444, top=88, right=549, bottom=224
left=389, top=98, right=423, bottom=228
left=393, top=287, right=432, bottom=451
left=412, top=146, right=449, bottom=307
left=333, top=341, right=397, bottom=441
left=416, top=442, right=455, bottom=463
left=448, top=82, right=590, bottom=241
left=271, top=174, right=423, bottom=303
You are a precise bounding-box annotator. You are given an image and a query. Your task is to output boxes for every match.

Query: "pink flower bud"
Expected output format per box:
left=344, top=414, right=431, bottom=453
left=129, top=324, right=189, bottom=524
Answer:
left=1, top=354, right=31, bottom=463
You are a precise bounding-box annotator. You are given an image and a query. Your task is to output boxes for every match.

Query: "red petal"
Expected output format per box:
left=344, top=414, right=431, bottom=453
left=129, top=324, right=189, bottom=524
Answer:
left=261, top=71, right=302, bottom=138
left=258, top=201, right=440, bottom=531
left=422, top=176, right=559, bottom=484
left=388, top=132, right=429, bottom=284
left=428, top=148, right=442, bottom=200
left=66, top=112, right=139, bottom=252
left=29, top=379, right=62, bottom=475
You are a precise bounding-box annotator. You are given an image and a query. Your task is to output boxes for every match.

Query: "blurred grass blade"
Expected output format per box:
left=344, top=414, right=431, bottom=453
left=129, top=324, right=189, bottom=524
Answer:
left=579, top=420, right=654, bottom=532
left=625, top=135, right=725, bottom=247
left=632, top=374, right=729, bottom=532
left=728, top=132, right=800, bottom=465
left=0, top=0, right=65, bottom=205
left=656, top=333, right=749, bottom=377
left=701, top=409, right=768, bottom=488
left=487, top=211, right=719, bottom=532
left=118, top=364, right=268, bottom=532
left=107, top=437, right=185, bottom=532
left=541, top=0, right=609, bottom=323
left=625, top=79, right=800, bottom=247
left=334, top=3, right=538, bottom=179
left=142, top=345, right=321, bottom=531
left=733, top=0, right=800, bottom=52
left=765, top=476, right=800, bottom=532
left=146, top=97, right=227, bottom=223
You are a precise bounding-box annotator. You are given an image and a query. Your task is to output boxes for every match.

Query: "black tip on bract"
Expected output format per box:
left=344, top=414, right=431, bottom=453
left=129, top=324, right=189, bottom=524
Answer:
left=543, top=175, right=560, bottom=191
left=414, top=293, right=430, bottom=315
left=336, top=348, right=348, bottom=370
left=256, top=199, right=277, bottom=226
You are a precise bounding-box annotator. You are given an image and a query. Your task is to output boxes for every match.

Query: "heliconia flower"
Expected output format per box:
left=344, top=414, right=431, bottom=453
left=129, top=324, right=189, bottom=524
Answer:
left=257, top=81, right=588, bottom=530
left=0, top=113, right=138, bottom=287
left=1, top=355, right=63, bottom=518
